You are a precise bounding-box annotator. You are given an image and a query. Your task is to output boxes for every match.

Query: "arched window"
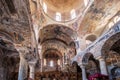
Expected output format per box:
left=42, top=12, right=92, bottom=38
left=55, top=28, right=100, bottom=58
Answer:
left=57, top=59, right=60, bottom=65
left=70, top=9, right=76, bottom=19
left=108, top=22, right=114, bottom=29
left=43, top=2, right=47, bottom=13
left=84, top=0, right=89, bottom=7
left=56, top=12, right=61, bottom=21
left=50, top=60, right=54, bottom=67
left=44, top=59, right=46, bottom=66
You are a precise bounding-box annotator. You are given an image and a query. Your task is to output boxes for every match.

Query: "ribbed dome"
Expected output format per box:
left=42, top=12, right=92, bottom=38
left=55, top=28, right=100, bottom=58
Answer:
left=43, top=0, right=83, bottom=13
left=41, top=0, right=85, bottom=22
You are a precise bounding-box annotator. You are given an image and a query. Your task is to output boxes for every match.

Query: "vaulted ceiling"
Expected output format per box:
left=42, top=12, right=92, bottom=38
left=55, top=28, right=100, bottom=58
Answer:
left=79, top=0, right=120, bottom=37
left=0, top=0, right=31, bottom=47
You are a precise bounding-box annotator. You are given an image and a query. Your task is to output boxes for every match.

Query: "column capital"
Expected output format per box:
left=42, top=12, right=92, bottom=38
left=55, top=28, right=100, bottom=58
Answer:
left=98, top=56, right=108, bottom=75
left=28, top=61, right=37, bottom=67
left=80, top=64, right=87, bottom=80
left=78, top=63, right=86, bottom=68
left=96, top=56, right=105, bottom=61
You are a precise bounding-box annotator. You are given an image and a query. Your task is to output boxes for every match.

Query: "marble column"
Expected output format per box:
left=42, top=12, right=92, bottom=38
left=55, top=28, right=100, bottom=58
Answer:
left=97, top=57, right=108, bottom=75
left=79, top=64, right=87, bottom=80
left=29, top=62, right=36, bottom=80
left=15, top=46, right=29, bottom=80
left=18, top=57, right=28, bottom=80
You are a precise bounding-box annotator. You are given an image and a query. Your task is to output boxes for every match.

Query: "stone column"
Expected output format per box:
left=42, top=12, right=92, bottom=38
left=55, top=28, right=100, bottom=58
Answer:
left=29, top=62, right=36, bottom=80
left=79, top=64, right=87, bottom=80
left=18, top=57, right=28, bottom=80
left=15, top=46, right=29, bottom=80
left=97, top=56, right=108, bottom=75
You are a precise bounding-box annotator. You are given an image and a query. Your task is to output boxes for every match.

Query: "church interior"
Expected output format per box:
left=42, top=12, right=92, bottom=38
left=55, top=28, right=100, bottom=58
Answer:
left=0, top=0, right=120, bottom=80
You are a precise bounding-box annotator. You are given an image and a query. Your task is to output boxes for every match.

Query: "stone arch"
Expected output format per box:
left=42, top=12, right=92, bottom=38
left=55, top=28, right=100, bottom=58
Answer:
left=0, top=30, right=14, bottom=42
left=0, top=30, right=18, bottom=51
left=81, top=52, right=100, bottom=75
left=101, top=32, right=120, bottom=56
left=82, top=52, right=94, bottom=64
left=39, top=24, right=77, bottom=43
left=43, top=49, right=62, bottom=59
left=101, top=21, right=120, bottom=55
left=41, top=38, right=68, bottom=46
left=41, top=40, right=67, bottom=56
left=0, top=29, right=24, bottom=43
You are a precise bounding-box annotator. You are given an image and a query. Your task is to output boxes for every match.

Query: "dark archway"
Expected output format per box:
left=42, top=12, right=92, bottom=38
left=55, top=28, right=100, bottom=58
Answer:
left=102, top=33, right=120, bottom=57
left=82, top=53, right=100, bottom=78
left=72, top=61, right=82, bottom=80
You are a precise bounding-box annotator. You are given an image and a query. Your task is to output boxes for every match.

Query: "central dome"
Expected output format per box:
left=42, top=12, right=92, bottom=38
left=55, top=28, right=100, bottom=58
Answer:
left=43, top=0, right=83, bottom=13
left=41, top=0, right=86, bottom=22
